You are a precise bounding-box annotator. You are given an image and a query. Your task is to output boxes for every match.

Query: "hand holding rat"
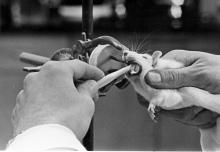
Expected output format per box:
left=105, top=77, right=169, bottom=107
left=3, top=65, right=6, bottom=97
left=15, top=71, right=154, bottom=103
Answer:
left=145, top=50, right=220, bottom=94
left=125, top=49, right=220, bottom=128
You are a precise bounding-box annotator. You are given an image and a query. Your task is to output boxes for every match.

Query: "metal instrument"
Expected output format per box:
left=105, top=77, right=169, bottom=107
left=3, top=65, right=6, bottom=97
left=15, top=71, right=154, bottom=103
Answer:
left=20, top=35, right=141, bottom=89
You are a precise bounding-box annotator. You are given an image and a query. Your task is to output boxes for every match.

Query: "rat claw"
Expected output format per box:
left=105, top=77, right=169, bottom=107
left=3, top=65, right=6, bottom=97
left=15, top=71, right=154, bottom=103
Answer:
left=148, top=103, right=158, bottom=123
left=148, top=103, right=156, bottom=113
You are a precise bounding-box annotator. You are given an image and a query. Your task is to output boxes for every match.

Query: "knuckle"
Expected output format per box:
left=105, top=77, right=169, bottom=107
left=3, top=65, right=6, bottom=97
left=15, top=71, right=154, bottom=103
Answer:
left=165, top=50, right=187, bottom=60
left=161, top=70, right=175, bottom=82
left=11, top=108, right=18, bottom=130
left=23, top=75, right=31, bottom=85
left=42, top=59, right=82, bottom=74
left=173, top=71, right=182, bottom=86
left=16, top=90, right=24, bottom=102
left=11, top=102, right=19, bottom=122
left=72, top=59, right=86, bottom=66
left=161, top=70, right=182, bottom=87
left=170, top=49, right=181, bottom=54
left=42, top=61, right=66, bottom=75
left=72, top=59, right=81, bottom=64
left=23, top=73, right=36, bottom=87
left=42, top=61, right=59, bottom=71
left=169, top=49, right=185, bottom=55
left=82, top=80, right=97, bottom=92
left=70, top=59, right=85, bottom=69
left=192, top=68, right=210, bottom=90
left=11, top=107, right=16, bottom=122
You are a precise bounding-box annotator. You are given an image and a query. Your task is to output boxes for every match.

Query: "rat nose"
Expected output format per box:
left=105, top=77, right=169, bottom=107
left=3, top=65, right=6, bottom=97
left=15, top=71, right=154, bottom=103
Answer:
left=122, top=51, right=128, bottom=62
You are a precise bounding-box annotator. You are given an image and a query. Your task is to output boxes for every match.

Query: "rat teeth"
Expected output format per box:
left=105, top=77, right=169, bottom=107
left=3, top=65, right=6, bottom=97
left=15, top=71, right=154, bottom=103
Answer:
left=129, top=64, right=142, bottom=75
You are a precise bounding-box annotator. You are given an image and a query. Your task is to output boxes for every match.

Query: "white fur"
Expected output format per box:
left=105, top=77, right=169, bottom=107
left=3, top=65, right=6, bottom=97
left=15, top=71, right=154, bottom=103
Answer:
left=124, top=50, right=220, bottom=113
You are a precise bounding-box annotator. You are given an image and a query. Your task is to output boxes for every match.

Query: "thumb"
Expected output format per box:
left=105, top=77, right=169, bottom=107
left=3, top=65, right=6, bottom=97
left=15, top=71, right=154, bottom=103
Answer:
left=144, top=67, right=193, bottom=89
left=77, top=80, right=99, bottom=101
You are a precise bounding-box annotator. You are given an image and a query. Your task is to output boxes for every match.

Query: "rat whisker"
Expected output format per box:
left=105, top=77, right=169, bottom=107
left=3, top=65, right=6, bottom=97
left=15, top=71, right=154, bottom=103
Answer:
left=136, top=35, right=151, bottom=53
left=134, top=34, right=141, bottom=52
left=134, top=35, right=142, bottom=52
left=131, top=39, right=134, bottom=52
left=138, top=36, right=148, bottom=51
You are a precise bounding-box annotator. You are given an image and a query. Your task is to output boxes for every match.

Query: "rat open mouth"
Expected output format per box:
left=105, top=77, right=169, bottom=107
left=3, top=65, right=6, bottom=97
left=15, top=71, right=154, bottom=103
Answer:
left=127, top=61, right=142, bottom=76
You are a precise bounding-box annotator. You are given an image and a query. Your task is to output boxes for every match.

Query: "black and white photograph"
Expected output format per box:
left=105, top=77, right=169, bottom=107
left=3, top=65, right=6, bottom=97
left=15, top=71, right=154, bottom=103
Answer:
left=0, top=0, right=220, bottom=151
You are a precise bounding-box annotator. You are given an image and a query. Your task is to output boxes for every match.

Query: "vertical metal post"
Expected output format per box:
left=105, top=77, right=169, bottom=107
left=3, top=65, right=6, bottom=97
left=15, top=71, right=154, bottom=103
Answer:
left=82, top=0, right=93, bottom=39
left=82, top=0, right=94, bottom=150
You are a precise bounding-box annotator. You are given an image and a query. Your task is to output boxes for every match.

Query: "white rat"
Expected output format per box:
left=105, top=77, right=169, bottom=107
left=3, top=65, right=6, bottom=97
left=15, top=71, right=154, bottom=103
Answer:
left=122, top=49, right=220, bottom=118
left=123, top=50, right=192, bottom=109
left=89, top=45, right=220, bottom=118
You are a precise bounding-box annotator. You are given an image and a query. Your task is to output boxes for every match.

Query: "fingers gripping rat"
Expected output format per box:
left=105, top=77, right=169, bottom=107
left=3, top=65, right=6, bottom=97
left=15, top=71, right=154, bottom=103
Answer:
left=123, top=50, right=193, bottom=107
left=123, top=49, right=220, bottom=122
left=122, top=50, right=194, bottom=121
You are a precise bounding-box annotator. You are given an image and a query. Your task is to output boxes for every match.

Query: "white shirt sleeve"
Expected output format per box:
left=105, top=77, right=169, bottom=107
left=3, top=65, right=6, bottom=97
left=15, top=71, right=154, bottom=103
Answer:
left=6, top=124, right=87, bottom=151
left=200, top=117, right=220, bottom=151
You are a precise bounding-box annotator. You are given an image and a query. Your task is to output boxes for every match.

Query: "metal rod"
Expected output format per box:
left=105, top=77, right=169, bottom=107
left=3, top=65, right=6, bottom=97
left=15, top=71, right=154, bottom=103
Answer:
left=82, top=0, right=94, bottom=150
left=97, top=66, right=131, bottom=89
left=82, top=0, right=93, bottom=39
left=110, top=55, right=126, bottom=64
left=20, top=52, right=50, bottom=66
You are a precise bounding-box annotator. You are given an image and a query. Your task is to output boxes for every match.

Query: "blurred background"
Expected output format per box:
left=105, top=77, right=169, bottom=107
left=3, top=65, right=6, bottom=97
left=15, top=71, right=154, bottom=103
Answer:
left=0, top=0, right=220, bottom=150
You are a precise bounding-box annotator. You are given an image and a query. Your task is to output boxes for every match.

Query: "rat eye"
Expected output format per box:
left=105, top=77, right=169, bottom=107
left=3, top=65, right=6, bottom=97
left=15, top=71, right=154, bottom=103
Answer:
left=143, top=56, right=148, bottom=59
left=123, top=52, right=128, bottom=57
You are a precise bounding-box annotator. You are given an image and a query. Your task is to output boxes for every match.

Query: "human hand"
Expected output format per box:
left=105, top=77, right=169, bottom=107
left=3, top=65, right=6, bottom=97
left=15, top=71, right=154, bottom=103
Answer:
left=12, top=60, right=104, bottom=141
left=141, top=50, right=220, bottom=128
left=145, top=50, right=220, bottom=94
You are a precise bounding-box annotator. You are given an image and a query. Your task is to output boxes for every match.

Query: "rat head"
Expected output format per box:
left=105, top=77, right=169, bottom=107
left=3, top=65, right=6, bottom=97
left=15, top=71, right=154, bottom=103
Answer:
left=122, top=50, right=162, bottom=70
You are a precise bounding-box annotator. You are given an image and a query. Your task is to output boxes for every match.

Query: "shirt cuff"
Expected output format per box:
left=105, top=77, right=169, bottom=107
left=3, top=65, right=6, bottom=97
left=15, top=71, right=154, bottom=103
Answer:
left=199, top=117, right=220, bottom=151
left=6, top=124, right=86, bottom=151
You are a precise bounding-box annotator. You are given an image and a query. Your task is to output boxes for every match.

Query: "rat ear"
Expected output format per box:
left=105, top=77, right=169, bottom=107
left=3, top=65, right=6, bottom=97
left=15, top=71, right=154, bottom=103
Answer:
left=152, top=51, right=162, bottom=67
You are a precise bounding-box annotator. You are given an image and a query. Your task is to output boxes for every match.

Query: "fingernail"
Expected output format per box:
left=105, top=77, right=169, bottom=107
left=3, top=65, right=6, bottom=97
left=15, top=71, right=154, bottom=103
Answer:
left=146, top=72, right=161, bottom=83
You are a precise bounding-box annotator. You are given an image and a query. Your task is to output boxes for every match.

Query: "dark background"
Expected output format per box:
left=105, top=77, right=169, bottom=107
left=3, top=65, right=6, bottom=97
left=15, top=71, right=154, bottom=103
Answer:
left=1, top=0, right=220, bottom=150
